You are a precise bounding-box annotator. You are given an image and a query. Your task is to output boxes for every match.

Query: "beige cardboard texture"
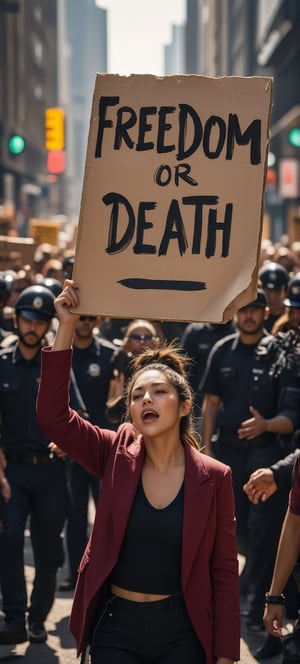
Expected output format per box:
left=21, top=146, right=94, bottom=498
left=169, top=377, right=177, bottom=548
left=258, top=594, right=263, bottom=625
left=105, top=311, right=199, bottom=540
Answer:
left=73, top=74, right=273, bottom=323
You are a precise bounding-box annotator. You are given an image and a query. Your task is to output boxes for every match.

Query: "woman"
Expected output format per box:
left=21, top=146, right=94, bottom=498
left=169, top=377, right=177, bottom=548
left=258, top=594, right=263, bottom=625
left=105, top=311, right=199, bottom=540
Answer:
left=36, top=280, right=240, bottom=664
left=263, top=452, right=300, bottom=637
left=105, top=318, right=160, bottom=425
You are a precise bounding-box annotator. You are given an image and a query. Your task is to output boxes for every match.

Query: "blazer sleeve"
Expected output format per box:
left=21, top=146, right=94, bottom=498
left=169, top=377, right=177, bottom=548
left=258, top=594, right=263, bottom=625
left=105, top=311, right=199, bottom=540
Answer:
left=36, top=347, right=116, bottom=477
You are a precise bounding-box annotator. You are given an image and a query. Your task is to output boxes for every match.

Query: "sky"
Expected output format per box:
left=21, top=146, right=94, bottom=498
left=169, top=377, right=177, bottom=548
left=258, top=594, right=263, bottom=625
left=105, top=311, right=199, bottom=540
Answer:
left=97, top=0, right=186, bottom=76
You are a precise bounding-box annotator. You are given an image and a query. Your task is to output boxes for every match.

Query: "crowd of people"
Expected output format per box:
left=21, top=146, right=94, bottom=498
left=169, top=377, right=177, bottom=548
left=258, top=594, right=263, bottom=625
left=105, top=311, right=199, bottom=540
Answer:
left=0, top=235, right=299, bottom=662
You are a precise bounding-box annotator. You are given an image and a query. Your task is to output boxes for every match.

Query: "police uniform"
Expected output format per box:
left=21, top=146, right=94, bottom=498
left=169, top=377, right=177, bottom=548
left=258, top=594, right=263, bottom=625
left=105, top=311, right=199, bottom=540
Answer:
left=284, top=274, right=300, bottom=312
left=72, top=337, right=116, bottom=428
left=201, top=318, right=300, bottom=628
left=272, top=274, right=300, bottom=334
left=180, top=320, right=235, bottom=416
left=61, top=333, right=116, bottom=590
left=0, top=286, right=82, bottom=645
left=259, top=262, right=289, bottom=333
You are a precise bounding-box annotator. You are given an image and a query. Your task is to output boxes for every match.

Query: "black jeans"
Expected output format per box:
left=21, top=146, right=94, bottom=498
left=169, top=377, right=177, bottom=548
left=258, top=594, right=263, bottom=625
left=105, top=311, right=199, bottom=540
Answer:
left=91, top=594, right=205, bottom=663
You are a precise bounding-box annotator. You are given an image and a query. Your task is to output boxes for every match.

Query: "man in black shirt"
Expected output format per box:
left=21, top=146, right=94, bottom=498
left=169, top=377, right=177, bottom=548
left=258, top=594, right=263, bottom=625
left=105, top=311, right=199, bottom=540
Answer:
left=258, top=262, right=289, bottom=333
left=180, top=319, right=235, bottom=422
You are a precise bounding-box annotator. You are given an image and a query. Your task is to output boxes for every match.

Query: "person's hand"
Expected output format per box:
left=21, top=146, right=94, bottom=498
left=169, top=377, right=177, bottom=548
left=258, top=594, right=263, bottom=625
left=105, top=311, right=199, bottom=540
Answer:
left=48, top=442, right=67, bottom=458
left=0, top=448, right=6, bottom=471
left=237, top=406, right=266, bottom=440
left=0, top=449, right=11, bottom=502
left=263, top=603, right=284, bottom=637
left=243, top=468, right=277, bottom=503
left=54, top=279, right=80, bottom=325
left=0, top=475, right=11, bottom=501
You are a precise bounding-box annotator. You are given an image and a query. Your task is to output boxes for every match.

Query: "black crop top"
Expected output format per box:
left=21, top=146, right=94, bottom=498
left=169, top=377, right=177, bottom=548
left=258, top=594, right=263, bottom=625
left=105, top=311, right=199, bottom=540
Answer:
left=111, top=479, right=184, bottom=594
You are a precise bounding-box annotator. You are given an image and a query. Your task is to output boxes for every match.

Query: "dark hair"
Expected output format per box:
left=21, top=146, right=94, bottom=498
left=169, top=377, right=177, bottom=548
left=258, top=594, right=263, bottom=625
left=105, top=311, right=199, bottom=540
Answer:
left=125, top=343, right=201, bottom=450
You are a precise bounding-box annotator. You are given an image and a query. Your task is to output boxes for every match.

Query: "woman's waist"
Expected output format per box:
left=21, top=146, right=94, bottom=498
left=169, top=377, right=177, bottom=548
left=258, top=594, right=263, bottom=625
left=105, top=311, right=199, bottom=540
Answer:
left=110, top=583, right=178, bottom=604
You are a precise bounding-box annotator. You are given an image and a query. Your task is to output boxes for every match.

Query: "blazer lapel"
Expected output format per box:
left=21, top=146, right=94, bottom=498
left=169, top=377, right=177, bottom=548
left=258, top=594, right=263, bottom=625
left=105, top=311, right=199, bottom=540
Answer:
left=182, top=444, right=217, bottom=590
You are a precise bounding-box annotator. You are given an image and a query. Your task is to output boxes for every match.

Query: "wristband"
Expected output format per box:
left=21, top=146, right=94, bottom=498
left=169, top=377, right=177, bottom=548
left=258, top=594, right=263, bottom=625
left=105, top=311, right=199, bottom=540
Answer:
left=265, top=592, right=285, bottom=605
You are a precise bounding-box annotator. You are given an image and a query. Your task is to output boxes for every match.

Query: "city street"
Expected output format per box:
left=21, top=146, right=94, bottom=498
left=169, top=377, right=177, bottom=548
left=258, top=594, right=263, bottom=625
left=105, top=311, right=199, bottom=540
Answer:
left=0, top=528, right=288, bottom=663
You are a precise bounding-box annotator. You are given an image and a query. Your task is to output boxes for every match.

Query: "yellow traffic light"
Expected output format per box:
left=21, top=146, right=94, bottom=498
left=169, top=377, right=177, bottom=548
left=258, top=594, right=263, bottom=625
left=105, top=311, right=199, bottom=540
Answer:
left=45, top=107, right=65, bottom=151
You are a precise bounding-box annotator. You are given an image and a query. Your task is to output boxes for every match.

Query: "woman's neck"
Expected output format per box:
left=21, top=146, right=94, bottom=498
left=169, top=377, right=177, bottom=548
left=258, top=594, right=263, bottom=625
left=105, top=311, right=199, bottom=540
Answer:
left=143, top=436, right=184, bottom=472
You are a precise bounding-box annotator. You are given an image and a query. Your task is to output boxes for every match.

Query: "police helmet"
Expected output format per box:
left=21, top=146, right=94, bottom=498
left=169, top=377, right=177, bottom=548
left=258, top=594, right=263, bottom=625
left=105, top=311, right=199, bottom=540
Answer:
left=15, top=285, right=55, bottom=321
left=284, top=274, right=300, bottom=308
left=62, top=256, right=74, bottom=278
left=40, top=277, right=62, bottom=298
left=259, top=262, right=289, bottom=289
left=239, top=288, right=269, bottom=310
left=3, top=270, right=17, bottom=295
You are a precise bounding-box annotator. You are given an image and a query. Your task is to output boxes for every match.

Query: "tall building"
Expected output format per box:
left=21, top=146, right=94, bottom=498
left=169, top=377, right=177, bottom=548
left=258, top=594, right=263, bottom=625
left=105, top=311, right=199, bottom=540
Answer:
left=256, top=0, right=300, bottom=241
left=57, top=0, right=107, bottom=219
left=193, top=0, right=300, bottom=241
left=185, top=0, right=211, bottom=75
left=207, top=0, right=258, bottom=76
left=0, top=0, right=58, bottom=233
left=164, top=23, right=185, bottom=75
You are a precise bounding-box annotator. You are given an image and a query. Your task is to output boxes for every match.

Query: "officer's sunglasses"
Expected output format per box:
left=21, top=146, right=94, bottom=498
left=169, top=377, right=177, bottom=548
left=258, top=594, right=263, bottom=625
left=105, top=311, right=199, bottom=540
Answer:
left=129, top=333, right=156, bottom=342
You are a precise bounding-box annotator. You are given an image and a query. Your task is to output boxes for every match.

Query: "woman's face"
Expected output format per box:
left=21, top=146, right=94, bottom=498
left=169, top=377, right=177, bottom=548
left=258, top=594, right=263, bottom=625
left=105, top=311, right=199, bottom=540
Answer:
left=125, top=326, right=157, bottom=356
left=129, top=368, right=189, bottom=439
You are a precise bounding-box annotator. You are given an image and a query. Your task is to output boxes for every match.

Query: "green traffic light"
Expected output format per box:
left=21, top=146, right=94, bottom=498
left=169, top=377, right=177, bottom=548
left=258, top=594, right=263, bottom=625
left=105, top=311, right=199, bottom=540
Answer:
left=8, top=134, right=25, bottom=155
left=288, top=128, right=300, bottom=148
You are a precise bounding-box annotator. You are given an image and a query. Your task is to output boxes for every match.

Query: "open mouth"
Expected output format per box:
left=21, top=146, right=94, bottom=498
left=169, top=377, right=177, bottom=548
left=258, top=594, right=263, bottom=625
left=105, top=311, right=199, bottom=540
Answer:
left=142, top=410, right=159, bottom=423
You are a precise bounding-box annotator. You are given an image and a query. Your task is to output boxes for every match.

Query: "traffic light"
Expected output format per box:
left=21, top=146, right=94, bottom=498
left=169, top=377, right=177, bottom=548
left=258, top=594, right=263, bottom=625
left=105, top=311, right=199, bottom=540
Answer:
left=8, top=133, right=25, bottom=155
left=288, top=128, right=300, bottom=148
left=45, top=107, right=65, bottom=151
left=47, top=150, right=66, bottom=174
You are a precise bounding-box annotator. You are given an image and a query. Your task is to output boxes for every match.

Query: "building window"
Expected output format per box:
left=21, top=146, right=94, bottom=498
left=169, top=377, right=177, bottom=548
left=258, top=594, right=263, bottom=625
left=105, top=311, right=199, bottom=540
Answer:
left=32, top=35, right=43, bottom=66
left=33, top=6, right=42, bottom=23
left=33, top=82, right=43, bottom=99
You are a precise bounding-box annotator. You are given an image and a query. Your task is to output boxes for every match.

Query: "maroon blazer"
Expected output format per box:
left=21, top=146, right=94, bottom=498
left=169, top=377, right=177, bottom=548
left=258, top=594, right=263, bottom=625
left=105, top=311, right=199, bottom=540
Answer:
left=37, top=348, right=240, bottom=663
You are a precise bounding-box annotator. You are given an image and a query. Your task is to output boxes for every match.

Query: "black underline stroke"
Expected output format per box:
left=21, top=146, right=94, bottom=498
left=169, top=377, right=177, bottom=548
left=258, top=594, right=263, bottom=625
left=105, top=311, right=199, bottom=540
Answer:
left=118, top=279, right=207, bottom=291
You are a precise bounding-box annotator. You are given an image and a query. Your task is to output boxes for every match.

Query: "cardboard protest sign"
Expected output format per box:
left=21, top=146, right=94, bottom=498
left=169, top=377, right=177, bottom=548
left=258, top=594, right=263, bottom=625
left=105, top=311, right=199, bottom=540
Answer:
left=73, top=74, right=272, bottom=322
left=0, top=235, right=36, bottom=270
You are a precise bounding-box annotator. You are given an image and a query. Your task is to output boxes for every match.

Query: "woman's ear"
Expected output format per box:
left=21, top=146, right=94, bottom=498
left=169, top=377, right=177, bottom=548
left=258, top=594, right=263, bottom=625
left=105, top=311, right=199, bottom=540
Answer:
left=180, top=399, right=191, bottom=418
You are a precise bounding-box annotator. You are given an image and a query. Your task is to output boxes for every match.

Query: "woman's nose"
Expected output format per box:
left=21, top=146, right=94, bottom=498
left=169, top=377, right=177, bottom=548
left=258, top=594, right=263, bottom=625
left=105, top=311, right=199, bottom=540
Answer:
left=142, top=391, right=152, bottom=403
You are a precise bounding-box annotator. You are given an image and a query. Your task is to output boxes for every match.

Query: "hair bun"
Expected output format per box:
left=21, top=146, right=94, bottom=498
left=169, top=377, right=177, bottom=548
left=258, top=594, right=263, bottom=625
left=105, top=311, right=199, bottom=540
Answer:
left=130, top=342, right=191, bottom=382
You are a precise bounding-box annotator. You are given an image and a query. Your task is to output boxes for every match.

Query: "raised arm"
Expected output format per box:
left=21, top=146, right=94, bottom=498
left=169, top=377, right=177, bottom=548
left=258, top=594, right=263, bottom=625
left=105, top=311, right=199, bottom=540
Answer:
left=52, top=279, right=80, bottom=351
left=36, top=280, right=116, bottom=475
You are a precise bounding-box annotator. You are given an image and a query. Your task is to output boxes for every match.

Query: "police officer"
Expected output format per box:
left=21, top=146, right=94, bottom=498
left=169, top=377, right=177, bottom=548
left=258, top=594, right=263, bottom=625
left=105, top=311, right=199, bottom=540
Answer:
left=0, top=286, right=71, bottom=645
left=200, top=289, right=300, bottom=631
left=272, top=272, right=300, bottom=334
left=59, top=313, right=116, bottom=591
left=180, top=319, right=235, bottom=421
left=259, top=262, right=289, bottom=332
left=39, top=277, right=63, bottom=298
left=62, top=255, right=75, bottom=280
